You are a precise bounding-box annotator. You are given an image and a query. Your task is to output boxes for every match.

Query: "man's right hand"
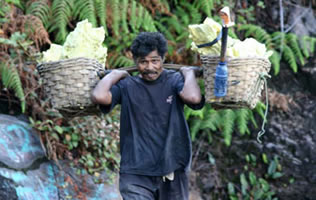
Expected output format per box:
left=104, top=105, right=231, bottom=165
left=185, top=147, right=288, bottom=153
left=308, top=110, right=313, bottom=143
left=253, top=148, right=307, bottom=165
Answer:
left=110, top=69, right=130, bottom=80
left=91, top=70, right=129, bottom=105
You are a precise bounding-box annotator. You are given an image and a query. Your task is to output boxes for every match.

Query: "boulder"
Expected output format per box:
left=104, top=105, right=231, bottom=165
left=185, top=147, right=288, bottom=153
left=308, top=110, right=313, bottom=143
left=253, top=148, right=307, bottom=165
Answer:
left=0, top=114, right=121, bottom=200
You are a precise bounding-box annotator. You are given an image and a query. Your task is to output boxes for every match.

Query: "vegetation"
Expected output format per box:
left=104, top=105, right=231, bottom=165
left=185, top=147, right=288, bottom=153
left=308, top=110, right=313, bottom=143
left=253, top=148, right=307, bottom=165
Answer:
left=0, top=0, right=315, bottom=198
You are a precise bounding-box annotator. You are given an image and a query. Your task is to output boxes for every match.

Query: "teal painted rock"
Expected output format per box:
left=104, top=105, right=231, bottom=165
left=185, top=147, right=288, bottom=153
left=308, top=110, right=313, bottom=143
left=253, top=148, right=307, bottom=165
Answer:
left=0, top=114, right=45, bottom=169
left=0, top=115, right=121, bottom=200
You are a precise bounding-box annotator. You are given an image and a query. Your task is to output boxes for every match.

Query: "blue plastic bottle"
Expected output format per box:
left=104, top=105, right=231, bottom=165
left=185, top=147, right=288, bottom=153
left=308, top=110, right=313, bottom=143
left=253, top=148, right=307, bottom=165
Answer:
left=214, top=61, right=228, bottom=97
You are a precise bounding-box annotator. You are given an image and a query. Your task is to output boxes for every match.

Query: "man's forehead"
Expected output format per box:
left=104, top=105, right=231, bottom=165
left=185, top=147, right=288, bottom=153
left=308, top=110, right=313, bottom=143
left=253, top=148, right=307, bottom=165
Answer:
left=139, top=55, right=161, bottom=60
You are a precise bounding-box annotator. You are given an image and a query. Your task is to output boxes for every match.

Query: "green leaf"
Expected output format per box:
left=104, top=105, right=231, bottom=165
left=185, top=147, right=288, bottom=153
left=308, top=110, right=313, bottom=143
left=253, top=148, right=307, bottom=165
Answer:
left=254, top=189, right=264, bottom=200
left=51, top=133, right=59, bottom=140
left=240, top=173, right=249, bottom=195
left=249, top=171, right=257, bottom=185
left=272, top=172, right=283, bottom=179
left=87, top=160, right=94, bottom=167
left=207, top=152, right=216, bottom=165
left=259, top=178, right=270, bottom=192
left=227, top=182, right=235, bottom=195
left=262, top=153, right=268, bottom=164
left=268, top=160, right=277, bottom=175
left=71, top=133, right=79, bottom=141
left=54, top=125, right=63, bottom=134
left=72, top=141, right=79, bottom=148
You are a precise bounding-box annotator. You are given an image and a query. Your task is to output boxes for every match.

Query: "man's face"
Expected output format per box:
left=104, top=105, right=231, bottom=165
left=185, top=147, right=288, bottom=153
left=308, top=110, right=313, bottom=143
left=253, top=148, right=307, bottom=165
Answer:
left=136, top=50, right=163, bottom=81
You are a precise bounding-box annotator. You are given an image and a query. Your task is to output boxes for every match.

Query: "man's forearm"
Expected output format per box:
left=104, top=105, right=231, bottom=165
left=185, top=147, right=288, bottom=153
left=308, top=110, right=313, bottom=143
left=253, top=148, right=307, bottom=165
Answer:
left=91, top=70, right=128, bottom=105
left=180, top=69, right=202, bottom=104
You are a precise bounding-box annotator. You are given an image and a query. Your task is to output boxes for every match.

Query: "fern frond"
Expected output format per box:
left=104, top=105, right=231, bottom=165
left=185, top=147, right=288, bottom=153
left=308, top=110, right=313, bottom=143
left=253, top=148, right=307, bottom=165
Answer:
left=154, top=21, right=175, bottom=41
left=235, top=108, right=250, bottom=135
left=286, top=33, right=305, bottom=65
left=248, top=109, right=258, bottom=128
left=190, top=119, right=202, bottom=141
left=219, top=109, right=235, bottom=146
left=180, top=1, right=201, bottom=24
left=270, top=50, right=281, bottom=75
left=111, top=0, right=120, bottom=35
left=0, top=63, right=25, bottom=113
left=194, top=0, right=214, bottom=17
left=49, top=0, right=73, bottom=43
left=73, top=0, right=97, bottom=26
left=271, top=31, right=283, bottom=46
left=185, top=106, right=204, bottom=119
left=108, top=55, right=134, bottom=68
left=26, top=0, right=51, bottom=29
left=254, top=101, right=266, bottom=119
left=95, top=0, right=108, bottom=35
left=300, top=36, right=310, bottom=58
left=120, top=0, right=129, bottom=33
left=135, top=4, right=144, bottom=30
left=200, top=109, right=220, bottom=132
left=130, top=0, right=137, bottom=32
left=161, top=16, right=183, bottom=34
left=142, top=8, right=157, bottom=31
left=309, top=37, right=316, bottom=53
left=238, top=24, right=273, bottom=49
left=283, top=44, right=298, bottom=73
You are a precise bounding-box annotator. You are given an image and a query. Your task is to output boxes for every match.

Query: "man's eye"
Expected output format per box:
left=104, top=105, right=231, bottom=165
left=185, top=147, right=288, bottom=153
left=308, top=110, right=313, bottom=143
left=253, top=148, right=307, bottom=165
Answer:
left=140, top=61, right=147, bottom=65
left=151, top=60, right=159, bottom=64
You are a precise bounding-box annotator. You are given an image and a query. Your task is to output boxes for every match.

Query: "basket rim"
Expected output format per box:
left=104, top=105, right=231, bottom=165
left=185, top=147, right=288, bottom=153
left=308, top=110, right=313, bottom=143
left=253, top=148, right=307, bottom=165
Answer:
left=37, top=57, right=104, bottom=73
left=37, top=57, right=101, bottom=68
left=200, top=55, right=271, bottom=62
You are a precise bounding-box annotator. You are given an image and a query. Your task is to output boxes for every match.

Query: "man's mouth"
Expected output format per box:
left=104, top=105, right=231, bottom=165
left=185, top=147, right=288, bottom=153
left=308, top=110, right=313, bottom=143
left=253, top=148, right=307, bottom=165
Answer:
left=143, top=71, right=157, bottom=75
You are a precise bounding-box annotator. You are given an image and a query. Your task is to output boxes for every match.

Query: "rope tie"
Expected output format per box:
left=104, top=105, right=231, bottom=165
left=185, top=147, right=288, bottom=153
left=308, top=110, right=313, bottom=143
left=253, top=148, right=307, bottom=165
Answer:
left=256, top=72, right=271, bottom=143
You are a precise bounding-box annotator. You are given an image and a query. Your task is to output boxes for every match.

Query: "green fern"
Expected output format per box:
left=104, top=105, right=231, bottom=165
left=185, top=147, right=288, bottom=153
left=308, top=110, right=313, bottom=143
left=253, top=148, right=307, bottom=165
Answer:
left=238, top=24, right=273, bottom=49
left=120, top=0, right=129, bottom=33
left=110, top=0, right=120, bottom=35
left=180, top=1, right=201, bottom=24
left=25, top=0, right=51, bottom=29
left=95, top=0, right=108, bottom=35
left=194, top=0, right=215, bottom=17
left=286, top=33, right=305, bottom=65
left=130, top=0, right=137, bottom=32
left=190, top=119, right=202, bottom=141
left=0, top=63, right=25, bottom=113
left=108, top=55, right=134, bottom=68
left=270, top=50, right=281, bottom=75
left=49, top=0, right=73, bottom=43
left=235, top=108, right=250, bottom=135
left=73, top=0, right=97, bottom=26
left=219, top=109, right=235, bottom=146
left=283, top=44, right=298, bottom=73
left=200, top=109, right=220, bottom=131
left=154, top=20, right=175, bottom=40
left=142, top=8, right=157, bottom=32
left=300, top=36, right=310, bottom=58
left=310, top=37, right=316, bottom=53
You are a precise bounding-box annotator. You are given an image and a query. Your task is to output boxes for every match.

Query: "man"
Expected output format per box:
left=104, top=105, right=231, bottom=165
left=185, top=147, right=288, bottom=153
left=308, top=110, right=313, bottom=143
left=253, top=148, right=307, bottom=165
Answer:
left=91, top=32, right=204, bottom=200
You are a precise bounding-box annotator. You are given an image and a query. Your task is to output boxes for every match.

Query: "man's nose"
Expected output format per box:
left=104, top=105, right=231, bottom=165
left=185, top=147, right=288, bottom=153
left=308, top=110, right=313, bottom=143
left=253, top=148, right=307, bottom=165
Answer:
left=147, top=62, right=155, bottom=70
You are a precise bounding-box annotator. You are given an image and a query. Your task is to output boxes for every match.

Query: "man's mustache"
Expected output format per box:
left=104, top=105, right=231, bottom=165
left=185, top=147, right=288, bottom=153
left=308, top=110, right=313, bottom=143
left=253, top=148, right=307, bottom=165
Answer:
left=142, top=70, right=157, bottom=75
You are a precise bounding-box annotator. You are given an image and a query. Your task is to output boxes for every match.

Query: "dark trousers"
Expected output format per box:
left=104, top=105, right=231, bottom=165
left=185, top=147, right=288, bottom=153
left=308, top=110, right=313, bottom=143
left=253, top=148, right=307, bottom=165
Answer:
left=119, top=170, right=189, bottom=200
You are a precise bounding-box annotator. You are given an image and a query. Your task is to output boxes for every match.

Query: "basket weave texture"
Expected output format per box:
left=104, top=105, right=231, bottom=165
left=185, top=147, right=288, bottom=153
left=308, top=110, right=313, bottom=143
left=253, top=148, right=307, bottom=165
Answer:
left=201, top=56, right=271, bottom=109
left=37, top=57, right=104, bottom=117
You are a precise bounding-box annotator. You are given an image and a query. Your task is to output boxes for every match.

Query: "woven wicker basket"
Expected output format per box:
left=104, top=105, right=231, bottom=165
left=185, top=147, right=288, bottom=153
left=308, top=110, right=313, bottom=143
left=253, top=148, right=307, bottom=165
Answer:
left=201, top=56, right=271, bottom=109
left=37, top=57, right=104, bottom=117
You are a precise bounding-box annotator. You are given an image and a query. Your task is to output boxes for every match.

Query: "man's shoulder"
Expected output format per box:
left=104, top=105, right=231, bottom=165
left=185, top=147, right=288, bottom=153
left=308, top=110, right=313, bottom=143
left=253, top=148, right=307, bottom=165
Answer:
left=116, top=75, right=138, bottom=87
left=164, top=69, right=182, bottom=79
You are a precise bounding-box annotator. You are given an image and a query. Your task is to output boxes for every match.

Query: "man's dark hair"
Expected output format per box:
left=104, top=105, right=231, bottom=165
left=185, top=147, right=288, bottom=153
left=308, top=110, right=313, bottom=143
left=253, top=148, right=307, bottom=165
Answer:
left=131, top=32, right=168, bottom=60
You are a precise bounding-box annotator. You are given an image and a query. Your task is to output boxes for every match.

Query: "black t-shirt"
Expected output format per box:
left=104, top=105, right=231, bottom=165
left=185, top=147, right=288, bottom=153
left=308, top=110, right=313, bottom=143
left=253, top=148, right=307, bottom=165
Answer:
left=100, top=69, right=205, bottom=176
